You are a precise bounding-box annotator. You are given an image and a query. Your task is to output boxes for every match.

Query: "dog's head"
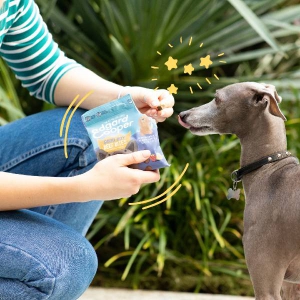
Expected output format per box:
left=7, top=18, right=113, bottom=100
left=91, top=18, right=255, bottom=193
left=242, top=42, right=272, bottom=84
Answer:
left=178, top=82, right=285, bottom=137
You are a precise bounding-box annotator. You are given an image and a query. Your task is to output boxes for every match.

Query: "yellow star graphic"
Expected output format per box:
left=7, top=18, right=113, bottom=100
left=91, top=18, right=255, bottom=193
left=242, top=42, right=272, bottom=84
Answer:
left=184, top=63, right=194, bottom=75
left=200, top=55, right=213, bottom=69
left=164, top=56, right=178, bottom=71
left=167, top=84, right=178, bottom=95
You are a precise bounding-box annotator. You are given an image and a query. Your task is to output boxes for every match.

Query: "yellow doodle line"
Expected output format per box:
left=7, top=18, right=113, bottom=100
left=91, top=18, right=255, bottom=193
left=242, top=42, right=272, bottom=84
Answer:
left=142, top=184, right=182, bottom=210
left=60, top=91, right=94, bottom=158
left=129, top=163, right=189, bottom=209
left=59, top=94, right=79, bottom=137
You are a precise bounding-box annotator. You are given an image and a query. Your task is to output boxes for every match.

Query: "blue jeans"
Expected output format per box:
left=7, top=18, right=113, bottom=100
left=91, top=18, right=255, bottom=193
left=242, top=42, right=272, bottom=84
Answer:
left=0, top=108, right=103, bottom=300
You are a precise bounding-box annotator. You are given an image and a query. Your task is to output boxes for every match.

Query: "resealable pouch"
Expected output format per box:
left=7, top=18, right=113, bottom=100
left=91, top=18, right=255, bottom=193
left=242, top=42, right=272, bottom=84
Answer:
left=81, top=94, right=170, bottom=170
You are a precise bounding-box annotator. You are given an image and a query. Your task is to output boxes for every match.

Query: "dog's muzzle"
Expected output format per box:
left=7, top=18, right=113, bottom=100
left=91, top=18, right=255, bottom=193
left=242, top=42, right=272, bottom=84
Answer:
left=178, top=112, right=191, bottom=129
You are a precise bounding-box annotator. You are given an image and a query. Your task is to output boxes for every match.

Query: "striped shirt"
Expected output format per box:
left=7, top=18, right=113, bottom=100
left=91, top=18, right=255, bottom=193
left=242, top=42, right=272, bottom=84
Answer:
left=0, top=0, right=80, bottom=104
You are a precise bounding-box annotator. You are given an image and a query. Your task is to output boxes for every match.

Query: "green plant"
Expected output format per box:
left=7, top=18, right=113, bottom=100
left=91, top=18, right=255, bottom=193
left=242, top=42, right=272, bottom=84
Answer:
left=0, top=59, right=25, bottom=124
left=89, top=132, right=249, bottom=293
left=36, top=0, right=300, bottom=107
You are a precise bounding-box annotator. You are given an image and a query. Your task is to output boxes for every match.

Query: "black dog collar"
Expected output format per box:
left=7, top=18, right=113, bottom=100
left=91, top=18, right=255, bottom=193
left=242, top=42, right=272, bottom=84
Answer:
left=231, top=150, right=293, bottom=182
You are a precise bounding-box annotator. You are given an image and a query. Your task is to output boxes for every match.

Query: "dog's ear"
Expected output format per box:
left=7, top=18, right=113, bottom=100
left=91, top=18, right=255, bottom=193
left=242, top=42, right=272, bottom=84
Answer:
left=252, top=86, right=286, bottom=121
left=263, top=92, right=286, bottom=121
left=261, top=83, right=282, bottom=103
left=96, top=149, right=109, bottom=160
left=125, top=140, right=138, bottom=152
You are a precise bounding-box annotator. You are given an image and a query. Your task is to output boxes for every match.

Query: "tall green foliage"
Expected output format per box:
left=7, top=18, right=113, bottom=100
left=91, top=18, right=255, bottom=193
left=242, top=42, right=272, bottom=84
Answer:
left=36, top=0, right=300, bottom=106
left=0, top=59, right=25, bottom=124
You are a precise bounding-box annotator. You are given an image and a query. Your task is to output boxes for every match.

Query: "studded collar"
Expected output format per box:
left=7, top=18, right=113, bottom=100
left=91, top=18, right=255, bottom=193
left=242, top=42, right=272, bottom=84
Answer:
left=231, top=151, right=293, bottom=182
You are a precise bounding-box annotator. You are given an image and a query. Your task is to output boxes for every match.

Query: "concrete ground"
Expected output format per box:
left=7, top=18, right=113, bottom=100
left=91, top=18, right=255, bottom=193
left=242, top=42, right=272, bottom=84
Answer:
left=79, top=288, right=254, bottom=300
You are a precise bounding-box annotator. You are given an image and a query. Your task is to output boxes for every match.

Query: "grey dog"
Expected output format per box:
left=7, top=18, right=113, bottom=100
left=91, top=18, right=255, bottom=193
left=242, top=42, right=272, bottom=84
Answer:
left=178, top=82, right=300, bottom=300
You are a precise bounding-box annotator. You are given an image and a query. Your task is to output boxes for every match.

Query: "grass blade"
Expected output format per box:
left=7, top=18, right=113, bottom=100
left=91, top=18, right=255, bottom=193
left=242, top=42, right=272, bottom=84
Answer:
left=227, top=0, right=281, bottom=52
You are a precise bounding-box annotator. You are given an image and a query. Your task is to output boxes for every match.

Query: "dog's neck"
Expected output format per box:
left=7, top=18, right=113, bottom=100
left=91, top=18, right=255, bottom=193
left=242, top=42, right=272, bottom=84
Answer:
left=238, top=117, right=287, bottom=167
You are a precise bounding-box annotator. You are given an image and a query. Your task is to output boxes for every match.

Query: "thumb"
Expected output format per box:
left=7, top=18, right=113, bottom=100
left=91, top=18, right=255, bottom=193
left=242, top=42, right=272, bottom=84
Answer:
left=116, top=150, right=151, bottom=166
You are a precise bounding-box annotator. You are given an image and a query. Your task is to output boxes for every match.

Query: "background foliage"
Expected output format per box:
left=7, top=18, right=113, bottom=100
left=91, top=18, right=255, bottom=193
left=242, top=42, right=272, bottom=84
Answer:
left=1, top=0, right=300, bottom=296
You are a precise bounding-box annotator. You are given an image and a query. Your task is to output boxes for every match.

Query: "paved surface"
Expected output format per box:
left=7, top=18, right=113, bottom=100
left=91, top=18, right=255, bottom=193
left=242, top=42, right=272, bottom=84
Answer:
left=79, top=288, right=254, bottom=300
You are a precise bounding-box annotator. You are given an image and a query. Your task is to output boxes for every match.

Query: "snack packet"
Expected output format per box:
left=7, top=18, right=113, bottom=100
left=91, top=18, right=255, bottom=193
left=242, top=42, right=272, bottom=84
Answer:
left=81, top=94, right=170, bottom=170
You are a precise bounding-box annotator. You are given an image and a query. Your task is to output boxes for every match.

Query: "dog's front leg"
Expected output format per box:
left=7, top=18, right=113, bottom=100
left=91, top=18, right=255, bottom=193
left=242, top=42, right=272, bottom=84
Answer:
left=243, top=232, right=287, bottom=300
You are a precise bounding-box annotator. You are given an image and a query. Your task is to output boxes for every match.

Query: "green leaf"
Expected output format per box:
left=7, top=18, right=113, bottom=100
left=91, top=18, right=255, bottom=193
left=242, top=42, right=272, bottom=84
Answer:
left=227, top=0, right=281, bottom=52
left=121, top=232, right=152, bottom=281
left=109, top=34, right=135, bottom=84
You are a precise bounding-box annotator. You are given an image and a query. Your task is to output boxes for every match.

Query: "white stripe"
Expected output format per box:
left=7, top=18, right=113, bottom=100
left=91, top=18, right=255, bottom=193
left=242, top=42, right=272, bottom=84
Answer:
left=7, top=6, right=37, bottom=34
left=16, top=59, right=59, bottom=80
left=20, top=54, right=66, bottom=88
left=22, top=71, right=54, bottom=88
left=0, top=0, right=19, bottom=21
left=9, top=1, right=19, bottom=7
left=39, top=54, right=72, bottom=100
left=3, top=32, right=55, bottom=64
left=0, top=29, right=48, bottom=54
left=9, top=2, right=37, bottom=32
left=0, top=10, right=8, bottom=21
left=12, top=0, right=31, bottom=24
left=17, top=53, right=75, bottom=84
left=0, top=27, right=9, bottom=36
left=6, top=12, right=19, bottom=22
left=33, top=60, right=64, bottom=100
left=9, top=42, right=57, bottom=72
left=40, top=68, right=62, bottom=100
left=3, top=18, right=43, bottom=46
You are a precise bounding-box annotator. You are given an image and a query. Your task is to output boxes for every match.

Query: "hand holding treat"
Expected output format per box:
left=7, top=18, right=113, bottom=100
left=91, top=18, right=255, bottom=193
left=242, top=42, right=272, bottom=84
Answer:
left=119, top=86, right=175, bottom=122
left=82, top=94, right=170, bottom=170
left=77, top=150, right=160, bottom=200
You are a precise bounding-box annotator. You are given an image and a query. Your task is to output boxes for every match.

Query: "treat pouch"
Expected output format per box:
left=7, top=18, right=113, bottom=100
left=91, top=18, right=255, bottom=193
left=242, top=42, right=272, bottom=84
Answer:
left=81, top=94, right=170, bottom=170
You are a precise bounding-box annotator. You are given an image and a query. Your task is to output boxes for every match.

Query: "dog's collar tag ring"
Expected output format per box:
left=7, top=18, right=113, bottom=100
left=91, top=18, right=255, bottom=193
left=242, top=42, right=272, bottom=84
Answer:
left=227, top=170, right=241, bottom=200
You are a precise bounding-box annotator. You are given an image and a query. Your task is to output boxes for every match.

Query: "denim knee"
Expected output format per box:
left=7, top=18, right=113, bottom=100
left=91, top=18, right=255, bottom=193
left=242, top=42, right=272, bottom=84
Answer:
left=0, top=237, right=97, bottom=300
left=49, top=236, right=98, bottom=300
left=0, top=210, right=98, bottom=300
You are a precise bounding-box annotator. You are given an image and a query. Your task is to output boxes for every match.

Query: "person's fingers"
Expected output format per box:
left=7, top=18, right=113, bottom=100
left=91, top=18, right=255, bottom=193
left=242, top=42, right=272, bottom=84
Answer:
left=146, top=107, right=173, bottom=122
left=142, top=89, right=173, bottom=107
left=143, top=90, right=160, bottom=108
left=157, top=90, right=175, bottom=109
left=158, top=107, right=174, bottom=118
left=131, top=168, right=160, bottom=184
left=115, top=150, right=151, bottom=166
left=138, top=169, right=160, bottom=183
left=143, top=106, right=174, bottom=119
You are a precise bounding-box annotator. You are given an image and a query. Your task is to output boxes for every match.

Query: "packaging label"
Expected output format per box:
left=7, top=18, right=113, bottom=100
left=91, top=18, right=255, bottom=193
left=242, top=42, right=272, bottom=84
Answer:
left=81, top=94, right=170, bottom=170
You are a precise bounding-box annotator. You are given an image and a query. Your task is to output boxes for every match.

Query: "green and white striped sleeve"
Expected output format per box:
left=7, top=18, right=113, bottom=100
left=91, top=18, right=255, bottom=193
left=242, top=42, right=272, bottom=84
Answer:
left=0, top=0, right=81, bottom=104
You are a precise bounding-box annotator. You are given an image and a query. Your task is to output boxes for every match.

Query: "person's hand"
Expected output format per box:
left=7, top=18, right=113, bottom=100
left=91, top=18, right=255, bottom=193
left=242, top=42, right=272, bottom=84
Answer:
left=122, top=86, right=174, bottom=122
left=77, top=150, right=160, bottom=201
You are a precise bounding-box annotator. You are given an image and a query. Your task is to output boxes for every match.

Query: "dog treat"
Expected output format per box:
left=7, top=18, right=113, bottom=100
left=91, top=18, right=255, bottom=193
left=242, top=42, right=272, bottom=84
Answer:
left=81, top=94, right=169, bottom=170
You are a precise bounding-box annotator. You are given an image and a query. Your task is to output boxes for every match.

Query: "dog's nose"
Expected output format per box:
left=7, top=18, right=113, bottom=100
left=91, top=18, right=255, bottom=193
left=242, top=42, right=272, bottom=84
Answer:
left=178, top=111, right=191, bottom=129
left=178, top=111, right=188, bottom=122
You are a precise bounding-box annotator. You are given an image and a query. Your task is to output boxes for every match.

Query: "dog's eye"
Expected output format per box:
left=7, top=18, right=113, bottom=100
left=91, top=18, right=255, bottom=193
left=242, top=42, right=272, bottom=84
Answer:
left=254, top=93, right=264, bottom=103
left=215, top=97, right=221, bottom=104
